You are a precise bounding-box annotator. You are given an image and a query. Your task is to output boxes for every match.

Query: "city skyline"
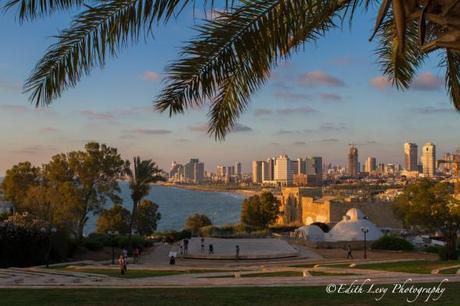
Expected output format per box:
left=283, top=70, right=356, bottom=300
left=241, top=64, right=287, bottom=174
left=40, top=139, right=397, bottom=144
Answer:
left=1, top=6, right=460, bottom=176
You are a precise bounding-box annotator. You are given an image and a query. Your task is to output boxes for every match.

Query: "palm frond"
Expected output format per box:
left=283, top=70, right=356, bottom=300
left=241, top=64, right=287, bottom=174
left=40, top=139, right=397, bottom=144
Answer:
left=375, top=18, right=425, bottom=89
left=444, top=50, right=460, bottom=110
left=3, top=0, right=87, bottom=21
left=24, top=0, right=199, bottom=106
left=155, top=0, right=349, bottom=139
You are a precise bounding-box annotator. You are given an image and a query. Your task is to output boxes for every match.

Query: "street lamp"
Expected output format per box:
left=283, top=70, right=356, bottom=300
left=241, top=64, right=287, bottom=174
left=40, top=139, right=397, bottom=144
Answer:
left=41, top=226, right=57, bottom=268
left=361, top=227, right=369, bottom=259
left=108, top=230, right=119, bottom=264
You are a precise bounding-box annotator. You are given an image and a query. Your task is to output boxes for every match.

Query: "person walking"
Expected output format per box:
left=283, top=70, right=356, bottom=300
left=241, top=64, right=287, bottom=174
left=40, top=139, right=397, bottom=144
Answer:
left=235, top=245, right=240, bottom=260
left=208, top=244, right=214, bottom=255
left=122, top=247, right=128, bottom=260
left=183, top=239, right=189, bottom=255
left=118, top=255, right=127, bottom=275
left=133, top=248, right=140, bottom=264
left=346, top=245, right=353, bottom=259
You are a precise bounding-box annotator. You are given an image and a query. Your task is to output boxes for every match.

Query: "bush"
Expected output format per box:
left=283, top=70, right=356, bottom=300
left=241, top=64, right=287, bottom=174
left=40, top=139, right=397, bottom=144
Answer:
left=152, top=230, right=192, bottom=243
left=423, top=246, right=441, bottom=254
left=83, top=234, right=105, bottom=251
left=438, top=246, right=459, bottom=261
left=199, top=224, right=270, bottom=238
left=269, top=224, right=301, bottom=234
left=371, top=234, right=414, bottom=251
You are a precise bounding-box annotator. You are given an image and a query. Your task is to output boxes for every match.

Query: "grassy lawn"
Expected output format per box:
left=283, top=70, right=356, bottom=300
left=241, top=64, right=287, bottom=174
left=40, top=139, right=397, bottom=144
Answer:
left=309, top=271, right=356, bottom=277
left=201, top=271, right=303, bottom=278
left=288, top=263, right=317, bottom=268
left=54, top=267, right=236, bottom=279
left=440, top=267, right=460, bottom=275
left=340, top=260, right=460, bottom=274
left=1, top=284, right=460, bottom=306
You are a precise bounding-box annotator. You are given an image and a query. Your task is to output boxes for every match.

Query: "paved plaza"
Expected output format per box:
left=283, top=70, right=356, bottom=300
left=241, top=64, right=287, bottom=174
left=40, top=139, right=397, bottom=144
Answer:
left=180, top=238, right=299, bottom=259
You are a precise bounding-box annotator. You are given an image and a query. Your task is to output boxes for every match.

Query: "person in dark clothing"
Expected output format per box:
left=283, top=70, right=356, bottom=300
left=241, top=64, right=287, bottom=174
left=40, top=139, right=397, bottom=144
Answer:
left=208, top=244, right=214, bottom=254
left=346, top=245, right=353, bottom=259
left=169, top=256, right=176, bottom=265
left=235, top=245, right=240, bottom=260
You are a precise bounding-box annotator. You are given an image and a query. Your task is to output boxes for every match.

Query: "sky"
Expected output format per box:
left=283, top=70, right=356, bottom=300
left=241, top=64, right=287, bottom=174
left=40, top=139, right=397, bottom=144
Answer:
left=0, top=3, right=459, bottom=176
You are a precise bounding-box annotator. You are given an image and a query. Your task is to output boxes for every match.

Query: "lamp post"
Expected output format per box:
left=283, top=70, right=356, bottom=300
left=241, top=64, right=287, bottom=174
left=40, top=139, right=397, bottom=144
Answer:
left=108, top=230, right=119, bottom=264
left=40, top=226, right=57, bottom=268
left=361, top=227, right=369, bottom=259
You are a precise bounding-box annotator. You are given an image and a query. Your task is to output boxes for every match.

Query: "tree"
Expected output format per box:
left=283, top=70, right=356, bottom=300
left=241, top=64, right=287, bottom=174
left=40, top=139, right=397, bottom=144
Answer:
left=4, top=1, right=460, bottom=139
left=134, top=199, right=161, bottom=236
left=42, top=142, right=125, bottom=238
left=395, top=179, right=460, bottom=260
left=241, top=192, right=280, bottom=229
left=96, top=204, right=131, bottom=234
left=185, top=213, right=212, bottom=235
left=124, top=157, right=164, bottom=238
left=1, top=162, right=40, bottom=211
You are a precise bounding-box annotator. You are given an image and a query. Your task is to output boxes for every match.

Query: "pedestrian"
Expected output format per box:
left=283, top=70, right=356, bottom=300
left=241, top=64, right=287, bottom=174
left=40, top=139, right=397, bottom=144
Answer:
left=208, top=243, right=214, bottom=255
left=122, top=247, right=128, bottom=260
left=133, top=248, right=140, bottom=264
left=179, top=244, right=183, bottom=256
left=346, top=244, right=353, bottom=259
left=235, top=245, right=240, bottom=260
left=118, top=255, right=127, bottom=275
left=169, top=255, right=176, bottom=265
left=184, top=239, right=189, bottom=255
left=201, top=242, right=205, bottom=254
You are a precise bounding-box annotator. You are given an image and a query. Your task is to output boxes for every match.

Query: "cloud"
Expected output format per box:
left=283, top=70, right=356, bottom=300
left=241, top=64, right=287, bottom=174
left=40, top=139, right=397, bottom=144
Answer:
left=412, top=106, right=454, bottom=114
left=232, top=124, right=253, bottom=132
left=141, top=71, right=161, bottom=81
left=277, top=106, right=319, bottom=115
left=0, top=104, right=30, bottom=113
left=411, top=72, right=442, bottom=91
left=125, top=128, right=172, bottom=135
left=189, top=123, right=252, bottom=133
left=40, top=127, right=58, bottom=133
left=292, top=141, right=307, bottom=146
left=276, top=129, right=296, bottom=135
left=298, top=71, right=345, bottom=87
left=254, top=108, right=273, bottom=116
left=318, top=122, right=348, bottom=132
left=274, top=89, right=310, bottom=102
left=370, top=76, right=392, bottom=90
left=80, top=110, right=115, bottom=120
left=315, top=138, right=340, bottom=143
left=10, top=145, right=56, bottom=155
left=319, top=93, right=342, bottom=102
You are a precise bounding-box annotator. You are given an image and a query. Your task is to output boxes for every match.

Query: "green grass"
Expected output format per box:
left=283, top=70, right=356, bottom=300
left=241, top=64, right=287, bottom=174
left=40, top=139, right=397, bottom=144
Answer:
left=439, top=267, right=460, bottom=275
left=309, top=271, right=356, bottom=277
left=1, top=285, right=460, bottom=305
left=201, top=271, right=303, bottom=278
left=288, top=263, right=317, bottom=268
left=340, top=260, right=460, bottom=274
left=55, top=268, right=235, bottom=279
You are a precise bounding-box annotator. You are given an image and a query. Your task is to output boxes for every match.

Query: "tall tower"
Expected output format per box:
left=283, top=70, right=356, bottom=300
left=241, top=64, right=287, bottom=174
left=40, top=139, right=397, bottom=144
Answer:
left=348, top=145, right=359, bottom=177
left=252, top=161, right=263, bottom=183
left=274, top=154, right=293, bottom=186
left=422, top=143, right=436, bottom=177
left=404, top=143, right=418, bottom=171
left=365, top=157, right=377, bottom=173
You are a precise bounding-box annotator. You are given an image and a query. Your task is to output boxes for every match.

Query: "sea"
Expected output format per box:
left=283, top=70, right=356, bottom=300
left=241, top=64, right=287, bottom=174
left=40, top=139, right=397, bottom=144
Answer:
left=85, top=183, right=244, bottom=234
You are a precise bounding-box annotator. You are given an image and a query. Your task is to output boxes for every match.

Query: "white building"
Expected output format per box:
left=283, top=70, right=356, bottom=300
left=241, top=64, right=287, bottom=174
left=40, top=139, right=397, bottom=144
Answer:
left=274, top=154, right=293, bottom=186
left=422, top=142, right=436, bottom=177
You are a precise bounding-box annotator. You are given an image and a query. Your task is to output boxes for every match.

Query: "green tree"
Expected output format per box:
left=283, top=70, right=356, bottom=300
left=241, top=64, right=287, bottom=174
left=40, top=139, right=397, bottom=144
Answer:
left=185, top=213, right=212, bottom=235
left=395, top=179, right=460, bottom=260
left=96, top=204, right=131, bottom=234
left=241, top=192, right=280, bottom=229
left=4, top=1, right=460, bottom=139
left=124, top=157, right=164, bottom=238
left=1, top=162, right=40, bottom=211
left=134, top=199, right=161, bottom=236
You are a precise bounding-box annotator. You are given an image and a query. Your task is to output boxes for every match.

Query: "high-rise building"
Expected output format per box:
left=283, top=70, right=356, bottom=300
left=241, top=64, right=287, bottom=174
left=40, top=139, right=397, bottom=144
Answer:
left=365, top=157, right=377, bottom=173
left=252, top=160, right=263, bottom=183
left=216, top=165, right=226, bottom=177
left=184, top=158, right=204, bottom=182
left=274, top=154, right=293, bottom=186
left=311, top=157, right=323, bottom=181
left=235, top=162, right=242, bottom=178
left=347, top=145, right=359, bottom=177
left=404, top=143, right=418, bottom=171
left=422, top=143, right=436, bottom=177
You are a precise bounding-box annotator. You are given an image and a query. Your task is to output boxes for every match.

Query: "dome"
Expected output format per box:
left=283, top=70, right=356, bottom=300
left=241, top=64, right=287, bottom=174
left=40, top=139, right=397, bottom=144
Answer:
left=295, top=225, right=325, bottom=242
left=325, top=209, right=383, bottom=242
left=346, top=208, right=365, bottom=221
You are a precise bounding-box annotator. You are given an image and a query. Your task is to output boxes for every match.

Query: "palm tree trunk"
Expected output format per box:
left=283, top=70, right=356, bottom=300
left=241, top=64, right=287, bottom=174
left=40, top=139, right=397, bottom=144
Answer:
left=128, top=200, right=138, bottom=250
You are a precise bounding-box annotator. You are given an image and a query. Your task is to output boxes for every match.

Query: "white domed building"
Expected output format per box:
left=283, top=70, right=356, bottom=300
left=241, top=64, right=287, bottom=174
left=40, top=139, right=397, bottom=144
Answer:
left=294, top=224, right=325, bottom=242
left=324, top=208, right=383, bottom=242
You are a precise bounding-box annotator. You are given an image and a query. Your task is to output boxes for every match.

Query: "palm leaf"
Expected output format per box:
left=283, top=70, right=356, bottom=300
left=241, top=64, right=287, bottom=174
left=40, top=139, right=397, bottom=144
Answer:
left=23, top=0, right=201, bottom=106
left=3, top=0, right=87, bottom=21
left=444, top=50, right=460, bottom=110
left=375, top=18, right=425, bottom=89
left=155, top=0, right=351, bottom=139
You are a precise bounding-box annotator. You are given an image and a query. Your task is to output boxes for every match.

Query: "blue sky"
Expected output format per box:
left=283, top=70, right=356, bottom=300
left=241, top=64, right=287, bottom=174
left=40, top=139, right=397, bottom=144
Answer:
left=0, top=3, right=459, bottom=175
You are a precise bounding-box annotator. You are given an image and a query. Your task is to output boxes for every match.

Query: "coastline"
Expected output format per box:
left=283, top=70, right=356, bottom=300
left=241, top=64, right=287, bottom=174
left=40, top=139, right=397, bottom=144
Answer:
left=159, top=183, right=259, bottom=198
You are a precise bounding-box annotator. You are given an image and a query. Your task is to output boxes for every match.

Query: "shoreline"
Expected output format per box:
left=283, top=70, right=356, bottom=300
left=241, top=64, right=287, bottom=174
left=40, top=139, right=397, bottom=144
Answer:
left=159, top=183, right=260, bottom=198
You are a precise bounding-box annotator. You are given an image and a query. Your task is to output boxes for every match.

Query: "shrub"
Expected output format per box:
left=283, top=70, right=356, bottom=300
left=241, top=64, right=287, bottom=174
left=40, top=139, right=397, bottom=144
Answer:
left=371, top=234, right=414, bottom=251
left=152, top=230, right=192, bottom=243
left=423, top=246, right=441, bottom=254
left=438, top=246, right=459, bottom=261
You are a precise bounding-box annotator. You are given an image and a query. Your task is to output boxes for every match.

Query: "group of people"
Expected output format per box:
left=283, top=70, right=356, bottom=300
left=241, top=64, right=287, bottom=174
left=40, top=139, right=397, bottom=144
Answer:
left=118, top=247, right=143, bottom=275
